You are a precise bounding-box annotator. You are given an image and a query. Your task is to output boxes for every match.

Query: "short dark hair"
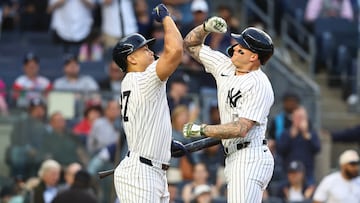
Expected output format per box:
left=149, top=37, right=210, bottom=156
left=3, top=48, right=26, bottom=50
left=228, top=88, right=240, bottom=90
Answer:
left=72, top=170, right=91, bottom=188
left=282, top=91, right=300, bottom=103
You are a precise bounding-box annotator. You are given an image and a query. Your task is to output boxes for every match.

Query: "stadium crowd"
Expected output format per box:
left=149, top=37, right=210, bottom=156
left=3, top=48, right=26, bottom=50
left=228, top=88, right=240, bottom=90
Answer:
left=0, top=0, right=360, bottom=203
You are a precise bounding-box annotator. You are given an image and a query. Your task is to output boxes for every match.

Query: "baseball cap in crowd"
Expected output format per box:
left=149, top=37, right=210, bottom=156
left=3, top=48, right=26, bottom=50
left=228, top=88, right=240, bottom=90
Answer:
left=339, top=150, right=360, bottom=165
left=29, top=98, right=46, bottom=108
left=63, top=53, right=79, bottom=65
left=288, top=160, right=305, bottom=172
left=193, top=184, right=211, bottom=198
left=191, top=0, right=209, bottom=13
left=23, top=52, right=39, bottom=64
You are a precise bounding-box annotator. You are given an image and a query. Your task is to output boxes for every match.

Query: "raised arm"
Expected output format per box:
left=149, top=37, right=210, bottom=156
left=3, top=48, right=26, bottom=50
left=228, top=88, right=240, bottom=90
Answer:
left=184, top=16, right=228, bottom=62
left=152, top=4, right=183, bottom=81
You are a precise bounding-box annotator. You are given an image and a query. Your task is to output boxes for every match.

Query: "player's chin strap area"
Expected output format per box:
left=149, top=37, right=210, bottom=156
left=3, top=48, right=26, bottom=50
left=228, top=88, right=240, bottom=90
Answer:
left=224, top=139, right=267, bottom=156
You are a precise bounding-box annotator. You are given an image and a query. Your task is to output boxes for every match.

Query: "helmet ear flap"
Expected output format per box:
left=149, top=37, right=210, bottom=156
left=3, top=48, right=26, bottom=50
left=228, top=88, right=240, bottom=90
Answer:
left=226, top=44, right=237, bottom=57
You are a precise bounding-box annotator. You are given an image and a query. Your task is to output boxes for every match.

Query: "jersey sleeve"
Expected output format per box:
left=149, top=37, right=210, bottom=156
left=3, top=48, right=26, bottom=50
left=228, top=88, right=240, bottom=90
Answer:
left=236, top=78, right=274, bottom=124
left=199, top=45, right=232, bottom=77
left=136, top=61, right=165, bottom=100
left=313, top=176, right=330, bottom=202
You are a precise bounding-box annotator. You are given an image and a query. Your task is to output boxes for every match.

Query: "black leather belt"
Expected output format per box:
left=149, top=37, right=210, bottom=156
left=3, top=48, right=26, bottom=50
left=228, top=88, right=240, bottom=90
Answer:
left=127, top=151, right=169, bottom=171
left=224, top=140, right=267, bottom=155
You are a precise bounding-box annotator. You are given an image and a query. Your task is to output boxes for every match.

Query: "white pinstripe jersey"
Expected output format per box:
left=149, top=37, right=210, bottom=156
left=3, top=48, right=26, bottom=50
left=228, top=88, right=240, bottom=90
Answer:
left=119, top=61, right=172, bottom=164
left=199, top=46, right=274, bottom=148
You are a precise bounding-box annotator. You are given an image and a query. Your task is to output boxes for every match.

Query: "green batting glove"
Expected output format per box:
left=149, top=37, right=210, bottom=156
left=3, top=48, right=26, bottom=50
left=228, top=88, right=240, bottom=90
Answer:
left=183, top=123, right=207, bottom=138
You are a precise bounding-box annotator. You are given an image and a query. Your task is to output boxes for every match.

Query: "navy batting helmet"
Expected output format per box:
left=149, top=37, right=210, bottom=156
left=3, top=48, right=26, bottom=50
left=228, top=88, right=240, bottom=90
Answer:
left=227, top=27, right=274, bottom=65
left=112, top=33, right=156, bottom=72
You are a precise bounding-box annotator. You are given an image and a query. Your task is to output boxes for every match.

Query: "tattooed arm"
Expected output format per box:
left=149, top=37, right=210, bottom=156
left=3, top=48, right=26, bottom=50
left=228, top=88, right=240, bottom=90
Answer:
left=183, top=25, right=210, bottom=63
left=183, top=118, right=256, bottom=139
left=202, top=118, right=255, bottom=139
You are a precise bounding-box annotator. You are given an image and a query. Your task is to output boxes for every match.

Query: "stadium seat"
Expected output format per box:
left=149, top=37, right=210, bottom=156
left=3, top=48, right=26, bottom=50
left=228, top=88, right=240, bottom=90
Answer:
left=79, top=61, right=107, bottom=81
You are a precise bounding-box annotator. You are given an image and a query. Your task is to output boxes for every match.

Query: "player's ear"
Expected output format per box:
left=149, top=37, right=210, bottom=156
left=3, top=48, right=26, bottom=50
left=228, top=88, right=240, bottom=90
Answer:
left=249, top=53, right=258, bottom=63
left=127, top=55, right=137, bottom=66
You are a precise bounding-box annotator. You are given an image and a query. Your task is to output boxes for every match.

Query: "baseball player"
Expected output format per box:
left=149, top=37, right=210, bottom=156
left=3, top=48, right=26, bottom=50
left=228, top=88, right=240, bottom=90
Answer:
left=112, top=4, right=186, bottom=203
left=182, top=17, right=275, bottom=202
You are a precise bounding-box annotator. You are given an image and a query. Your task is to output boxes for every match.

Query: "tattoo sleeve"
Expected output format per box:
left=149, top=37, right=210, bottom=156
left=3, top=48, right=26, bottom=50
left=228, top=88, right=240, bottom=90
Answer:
left=202, top=118, right=256, bottom=139
left=183, top=25, right=210, bottom=63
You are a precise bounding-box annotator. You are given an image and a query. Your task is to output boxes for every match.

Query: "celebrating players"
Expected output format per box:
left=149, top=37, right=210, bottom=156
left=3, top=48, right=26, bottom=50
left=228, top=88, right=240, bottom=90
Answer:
left=182, top=16, right=275, bottom=202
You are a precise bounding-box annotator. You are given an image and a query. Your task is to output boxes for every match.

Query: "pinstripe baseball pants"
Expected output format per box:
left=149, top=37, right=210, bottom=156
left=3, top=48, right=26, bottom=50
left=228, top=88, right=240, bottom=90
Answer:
left=114, top=155, right=169, bottom=203
left=224, top=144, right=274, bottom=203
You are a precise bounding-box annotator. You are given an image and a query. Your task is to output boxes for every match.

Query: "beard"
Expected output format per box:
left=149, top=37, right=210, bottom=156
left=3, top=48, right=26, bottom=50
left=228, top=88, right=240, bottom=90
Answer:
left=344, top=168, right=359, bottom=179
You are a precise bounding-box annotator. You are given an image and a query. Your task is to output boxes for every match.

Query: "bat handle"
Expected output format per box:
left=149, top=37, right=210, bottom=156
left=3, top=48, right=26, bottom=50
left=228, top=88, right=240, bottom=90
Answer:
left=98, top=169, right=115, bottom=179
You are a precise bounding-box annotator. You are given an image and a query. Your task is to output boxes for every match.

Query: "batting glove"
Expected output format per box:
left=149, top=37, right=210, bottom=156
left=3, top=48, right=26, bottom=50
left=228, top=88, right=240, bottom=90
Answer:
left=171, top=140, right=187, bottom=158
left=203, top=16, right=228, bottom=33
left=183, top=123, right=207, bottom=138
left=152, top=3, right=169, bottom=23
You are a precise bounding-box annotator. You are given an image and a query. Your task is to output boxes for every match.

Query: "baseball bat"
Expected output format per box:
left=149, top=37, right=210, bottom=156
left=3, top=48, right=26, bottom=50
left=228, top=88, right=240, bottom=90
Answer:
left=98, top=169, right=116, bottom=179
left=97, top=137, right=221, bottom=179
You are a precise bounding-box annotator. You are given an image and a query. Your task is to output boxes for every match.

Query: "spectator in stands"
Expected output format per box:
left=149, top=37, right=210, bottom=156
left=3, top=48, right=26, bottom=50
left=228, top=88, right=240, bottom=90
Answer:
left=52, top=170, right=97, bottom=203
left=168, top=105, right=196, bottom=182
left=167, top=168, right=183, bottom=203
left=330, top=124, right=360, bottom=142
left=313, top=149, right=360, bottom=203
left=12, top=52, right=52, bottom=108
left=98, top=60, right=125, bottom=94
left=0, top=78, right=8, bottom=115
left=209, top=5, right=240, bottom=54
left=53, top=53, right=99, bottom=92
left=99, top=0, right=138, bottom=50
left=277, top=160, right=315, bottom=202
left=0, top=183, right=25, bottom=203
left=277, top=106, right=321, bottom=185
left=208, top=102, right=220, bottom=125
left=28, top=159, right=61, bottom=203
left=268, top=92, right=301, bottom=142
left=78, top=29, right=104, bottom=62
left=42, top=112, right=88, bottom=166
left=0, top=0, right=19, bottom=31
left=72, top=104, right=103, bottom=138
left=47, top=0, right=95, bottom=54
left=134, top=0, right=152, bottom=39
left=19, top=0, right=50, bottom=31
left=266, top=92, right=300, bottom=195
left=191, top=184, right=214, bottom=203
left=304, top=0, right=357, bottom=96
left=181, top=0, right=208, bottom=37
left=304, top=0, right=354, bottom=22
left=6, top=98, right=47, bottom=179
left=87, top=100, right=120, bottom=155
left=58, top=162, right=82, bottom=192
left=161, top=0, right=193, bottom=25
left=182, top=162, right=219, bottom=203
left=167, top=74, right=199, bottom=121
left=197, top=145, right=225, bottom=187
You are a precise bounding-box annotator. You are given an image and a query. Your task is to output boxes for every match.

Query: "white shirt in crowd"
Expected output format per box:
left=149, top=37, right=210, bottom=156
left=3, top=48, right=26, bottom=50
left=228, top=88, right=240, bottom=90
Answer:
left=100, top=0, right=138, bottom=38
left=53, top=76, right=99, bottom=92
left=49, top=0, right=94, bottom=42
left=313, top=172, right=360, bottom=203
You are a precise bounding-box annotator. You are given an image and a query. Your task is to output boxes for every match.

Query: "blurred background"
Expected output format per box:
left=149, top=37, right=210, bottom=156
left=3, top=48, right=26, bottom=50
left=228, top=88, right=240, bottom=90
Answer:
left=0, top=0, right=359, bottom=202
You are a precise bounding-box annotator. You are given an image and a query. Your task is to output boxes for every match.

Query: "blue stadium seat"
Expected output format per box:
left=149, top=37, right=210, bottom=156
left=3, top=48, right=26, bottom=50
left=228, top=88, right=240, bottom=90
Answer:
left=79, top=61, right=107, bottom=81
left=38, top=58, right=64, bottom=81
left=0, top=58, right=22, bottom=87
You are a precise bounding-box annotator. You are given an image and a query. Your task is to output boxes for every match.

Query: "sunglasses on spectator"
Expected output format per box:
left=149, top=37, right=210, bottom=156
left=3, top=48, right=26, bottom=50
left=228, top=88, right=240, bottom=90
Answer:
left=348, top=161, right=360, bottom=166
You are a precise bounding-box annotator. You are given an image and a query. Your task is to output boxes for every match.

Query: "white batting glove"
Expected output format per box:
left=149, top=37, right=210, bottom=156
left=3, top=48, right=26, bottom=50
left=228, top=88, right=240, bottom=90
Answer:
left=183, top=123, right=207, bottom=138
left=203, top=16, right=227, bottom=33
